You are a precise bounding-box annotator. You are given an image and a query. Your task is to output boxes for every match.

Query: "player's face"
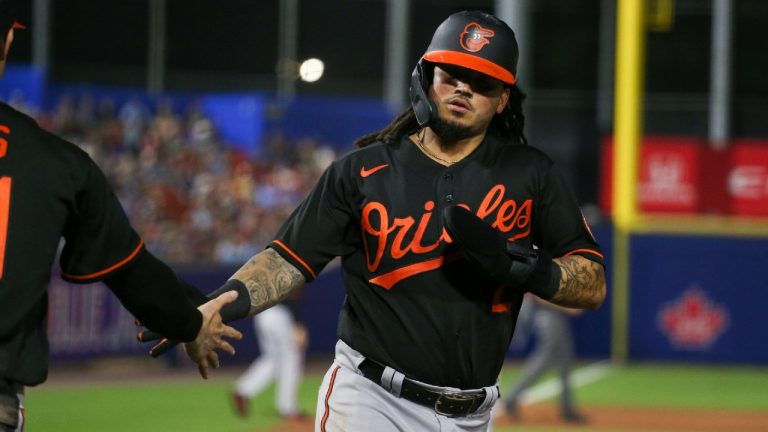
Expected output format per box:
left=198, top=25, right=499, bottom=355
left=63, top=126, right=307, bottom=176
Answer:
left=429, top=64, right=510, bottom=138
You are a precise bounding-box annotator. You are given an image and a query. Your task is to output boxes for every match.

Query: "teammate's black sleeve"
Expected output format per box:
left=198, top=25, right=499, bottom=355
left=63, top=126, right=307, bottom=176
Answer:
left=55, top=152, right=203, bottom=341
left=535, top=161, right=604, bottom=265
left=181, top=279, right=210, bottom=307
left=59, top=157, right=144, bottom=281
left=103, top=249, right=203, bottom=342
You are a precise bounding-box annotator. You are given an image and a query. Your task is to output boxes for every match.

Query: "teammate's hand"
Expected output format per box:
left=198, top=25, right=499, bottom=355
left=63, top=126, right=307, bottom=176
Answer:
left=135, top=323, right=176, bottom=357
left=184, top=290, right=243, bottom=379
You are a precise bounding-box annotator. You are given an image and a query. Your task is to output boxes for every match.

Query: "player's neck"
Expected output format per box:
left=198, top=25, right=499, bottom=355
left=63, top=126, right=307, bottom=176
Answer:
left=412, top=128, right=485, bottom=166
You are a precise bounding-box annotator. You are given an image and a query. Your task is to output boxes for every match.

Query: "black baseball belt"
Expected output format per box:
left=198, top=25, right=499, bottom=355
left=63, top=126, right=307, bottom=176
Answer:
left=358, top=359, right=487, bottom=417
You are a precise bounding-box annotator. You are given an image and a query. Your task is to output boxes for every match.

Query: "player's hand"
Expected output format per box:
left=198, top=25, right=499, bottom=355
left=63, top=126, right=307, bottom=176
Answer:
left=184, top=290, right=243, bottom=379
left=136, top=279, right=251, bottom=358
left=442, top=205, right=560, bottom=300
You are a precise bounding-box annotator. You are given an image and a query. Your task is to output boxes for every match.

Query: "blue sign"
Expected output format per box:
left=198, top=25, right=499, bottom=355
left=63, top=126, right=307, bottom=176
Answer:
left=630, top=234, right=768, bottom=363
left=200, top=93, right=265, bottom=156
left=0, top=63, right=46, bottom=109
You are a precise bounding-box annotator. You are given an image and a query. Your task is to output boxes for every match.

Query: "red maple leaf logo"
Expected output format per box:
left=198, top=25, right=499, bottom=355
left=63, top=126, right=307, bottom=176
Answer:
left=658, top=287, right=728, bottom=349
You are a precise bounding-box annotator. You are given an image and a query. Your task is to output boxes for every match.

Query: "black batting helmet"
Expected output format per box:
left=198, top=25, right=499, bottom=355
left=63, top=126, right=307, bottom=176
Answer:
left=410, top=11, right=519, bottom=126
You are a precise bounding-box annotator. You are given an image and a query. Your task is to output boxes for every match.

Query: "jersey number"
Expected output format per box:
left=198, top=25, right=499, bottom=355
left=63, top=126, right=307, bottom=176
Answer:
left=0, top=177, right=10, bottom=280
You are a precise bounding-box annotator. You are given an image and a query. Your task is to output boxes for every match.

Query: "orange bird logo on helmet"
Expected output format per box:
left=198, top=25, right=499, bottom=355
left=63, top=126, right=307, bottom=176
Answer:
left=459, top=22, right=495, bottom=52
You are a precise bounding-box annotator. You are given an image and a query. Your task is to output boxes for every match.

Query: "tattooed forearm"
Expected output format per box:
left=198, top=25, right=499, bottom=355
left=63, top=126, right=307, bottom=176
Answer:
left=231, top=248, right=306, bottom=315
left=549, top=255, right=606, bottom=309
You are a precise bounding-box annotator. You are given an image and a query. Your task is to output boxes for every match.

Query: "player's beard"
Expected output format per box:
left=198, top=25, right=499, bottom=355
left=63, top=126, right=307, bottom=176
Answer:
left=431, top=114, right=483, bottom=147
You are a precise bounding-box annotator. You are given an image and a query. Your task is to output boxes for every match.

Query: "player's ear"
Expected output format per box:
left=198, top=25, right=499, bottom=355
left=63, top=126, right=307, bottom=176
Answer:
left=496, top=87, right=510, bottom=114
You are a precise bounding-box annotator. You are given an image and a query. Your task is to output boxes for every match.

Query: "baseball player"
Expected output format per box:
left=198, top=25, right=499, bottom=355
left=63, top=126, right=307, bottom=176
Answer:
left=503, top=295, right=587, bottom=423
left=173, top=10, right=605, bottom=432
left=231, top=298, right=308, bottom=422
left=0, top=3, right=243, bottom=431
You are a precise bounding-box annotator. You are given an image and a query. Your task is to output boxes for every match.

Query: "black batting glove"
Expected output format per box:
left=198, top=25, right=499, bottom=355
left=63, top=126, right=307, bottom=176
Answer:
left=134, top=320, right=176, bottom=357
left=134, top=279, right=209, bottom=357
left=442, top=205, right=561, bottom=300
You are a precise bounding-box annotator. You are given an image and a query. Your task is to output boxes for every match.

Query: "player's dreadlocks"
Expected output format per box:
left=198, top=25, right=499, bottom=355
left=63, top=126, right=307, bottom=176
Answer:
left=354, top=85, right=527, bottom=148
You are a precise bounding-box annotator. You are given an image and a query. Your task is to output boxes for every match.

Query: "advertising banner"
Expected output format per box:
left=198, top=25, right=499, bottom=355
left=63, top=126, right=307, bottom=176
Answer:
left=637, top=137, right=699, bottom=212
left=0, top=64, right=46, bottom=110
left=629, top=234, right=768, bottom=363
left=727, top=142, right=768, bottom=216
left=48, top=277, right=146, bottom=360
left=601, top=136, right=701, bottom=214
left=601, top=136, right=768, bottom=217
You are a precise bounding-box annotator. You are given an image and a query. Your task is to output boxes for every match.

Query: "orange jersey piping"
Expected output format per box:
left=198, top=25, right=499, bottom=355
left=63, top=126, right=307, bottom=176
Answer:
left=62, top=240, right=145, bottom=281
left=320, top=365, right=341, bottom=432
left=271, top=240, right=317, bottom=280
left=563, top=248, right=604, bottom=259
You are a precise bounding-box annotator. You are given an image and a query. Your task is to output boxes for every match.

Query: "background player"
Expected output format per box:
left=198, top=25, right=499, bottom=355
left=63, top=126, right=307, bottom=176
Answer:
left=231, top=295, right=308, bottom=423
left=146, top=9, right=606, bottom=432
left=502, top=294, right=587, bottom=423
left=0, top=3, right=242, bottom=431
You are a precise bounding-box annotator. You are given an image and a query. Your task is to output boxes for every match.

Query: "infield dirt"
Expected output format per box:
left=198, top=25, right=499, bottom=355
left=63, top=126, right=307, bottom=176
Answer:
left=266, top=403, right=768, bottom=432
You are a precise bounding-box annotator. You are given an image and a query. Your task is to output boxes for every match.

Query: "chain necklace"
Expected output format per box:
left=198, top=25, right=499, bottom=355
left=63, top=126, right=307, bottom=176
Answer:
left=414, top=130, right=459, bottom=166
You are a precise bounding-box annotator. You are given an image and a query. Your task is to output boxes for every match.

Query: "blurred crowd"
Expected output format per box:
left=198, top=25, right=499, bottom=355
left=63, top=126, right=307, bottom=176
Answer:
left=13, top=94, right=336, bottom=265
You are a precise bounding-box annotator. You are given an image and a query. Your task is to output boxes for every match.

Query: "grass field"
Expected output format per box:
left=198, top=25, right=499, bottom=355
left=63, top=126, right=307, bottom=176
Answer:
left=24, top=360, right=768, bottom=431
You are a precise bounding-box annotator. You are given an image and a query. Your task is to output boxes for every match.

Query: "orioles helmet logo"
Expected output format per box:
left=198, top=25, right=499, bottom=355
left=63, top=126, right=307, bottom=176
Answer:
left=459, top=22, right=495, bottom=52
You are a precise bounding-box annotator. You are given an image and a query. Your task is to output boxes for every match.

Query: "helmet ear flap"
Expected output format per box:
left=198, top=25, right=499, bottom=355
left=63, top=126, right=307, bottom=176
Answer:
left=409, top=59, right=436, bottom=127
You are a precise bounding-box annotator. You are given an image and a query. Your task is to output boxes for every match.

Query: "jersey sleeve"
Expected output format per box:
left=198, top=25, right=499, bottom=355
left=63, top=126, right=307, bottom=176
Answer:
left=269, top=161, right=357, bottom=281
left=534, top=161, right=604, bottom=266
left=59, top=157, right=143, bottom=283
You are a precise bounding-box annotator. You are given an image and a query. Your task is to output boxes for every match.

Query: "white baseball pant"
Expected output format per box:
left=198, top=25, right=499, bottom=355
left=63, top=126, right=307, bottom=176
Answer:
left=234, top=304, right=303, bottom=416
left=315, top=340, right=498, bottom=432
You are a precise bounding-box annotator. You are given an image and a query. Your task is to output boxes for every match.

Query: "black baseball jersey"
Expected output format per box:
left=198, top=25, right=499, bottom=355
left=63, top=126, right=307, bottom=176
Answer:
left=270, top=134, right=603, bottom=389
left=0, top=102, right=142, bottom=385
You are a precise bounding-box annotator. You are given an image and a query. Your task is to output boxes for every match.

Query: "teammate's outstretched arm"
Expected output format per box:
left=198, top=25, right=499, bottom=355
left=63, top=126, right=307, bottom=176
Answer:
left=230, top=248, right=307, bottom=315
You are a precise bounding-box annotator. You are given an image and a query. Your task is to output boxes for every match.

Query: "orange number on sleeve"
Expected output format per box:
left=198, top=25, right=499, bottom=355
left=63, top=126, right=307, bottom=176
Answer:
left=0, top=124, right=8, bottom=157
left=0, top=177, right=11, bottom=280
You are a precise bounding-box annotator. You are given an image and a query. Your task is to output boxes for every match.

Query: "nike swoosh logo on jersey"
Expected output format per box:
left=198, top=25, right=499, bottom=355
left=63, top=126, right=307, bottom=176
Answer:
left=360, top=163, right=389, bottom=178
